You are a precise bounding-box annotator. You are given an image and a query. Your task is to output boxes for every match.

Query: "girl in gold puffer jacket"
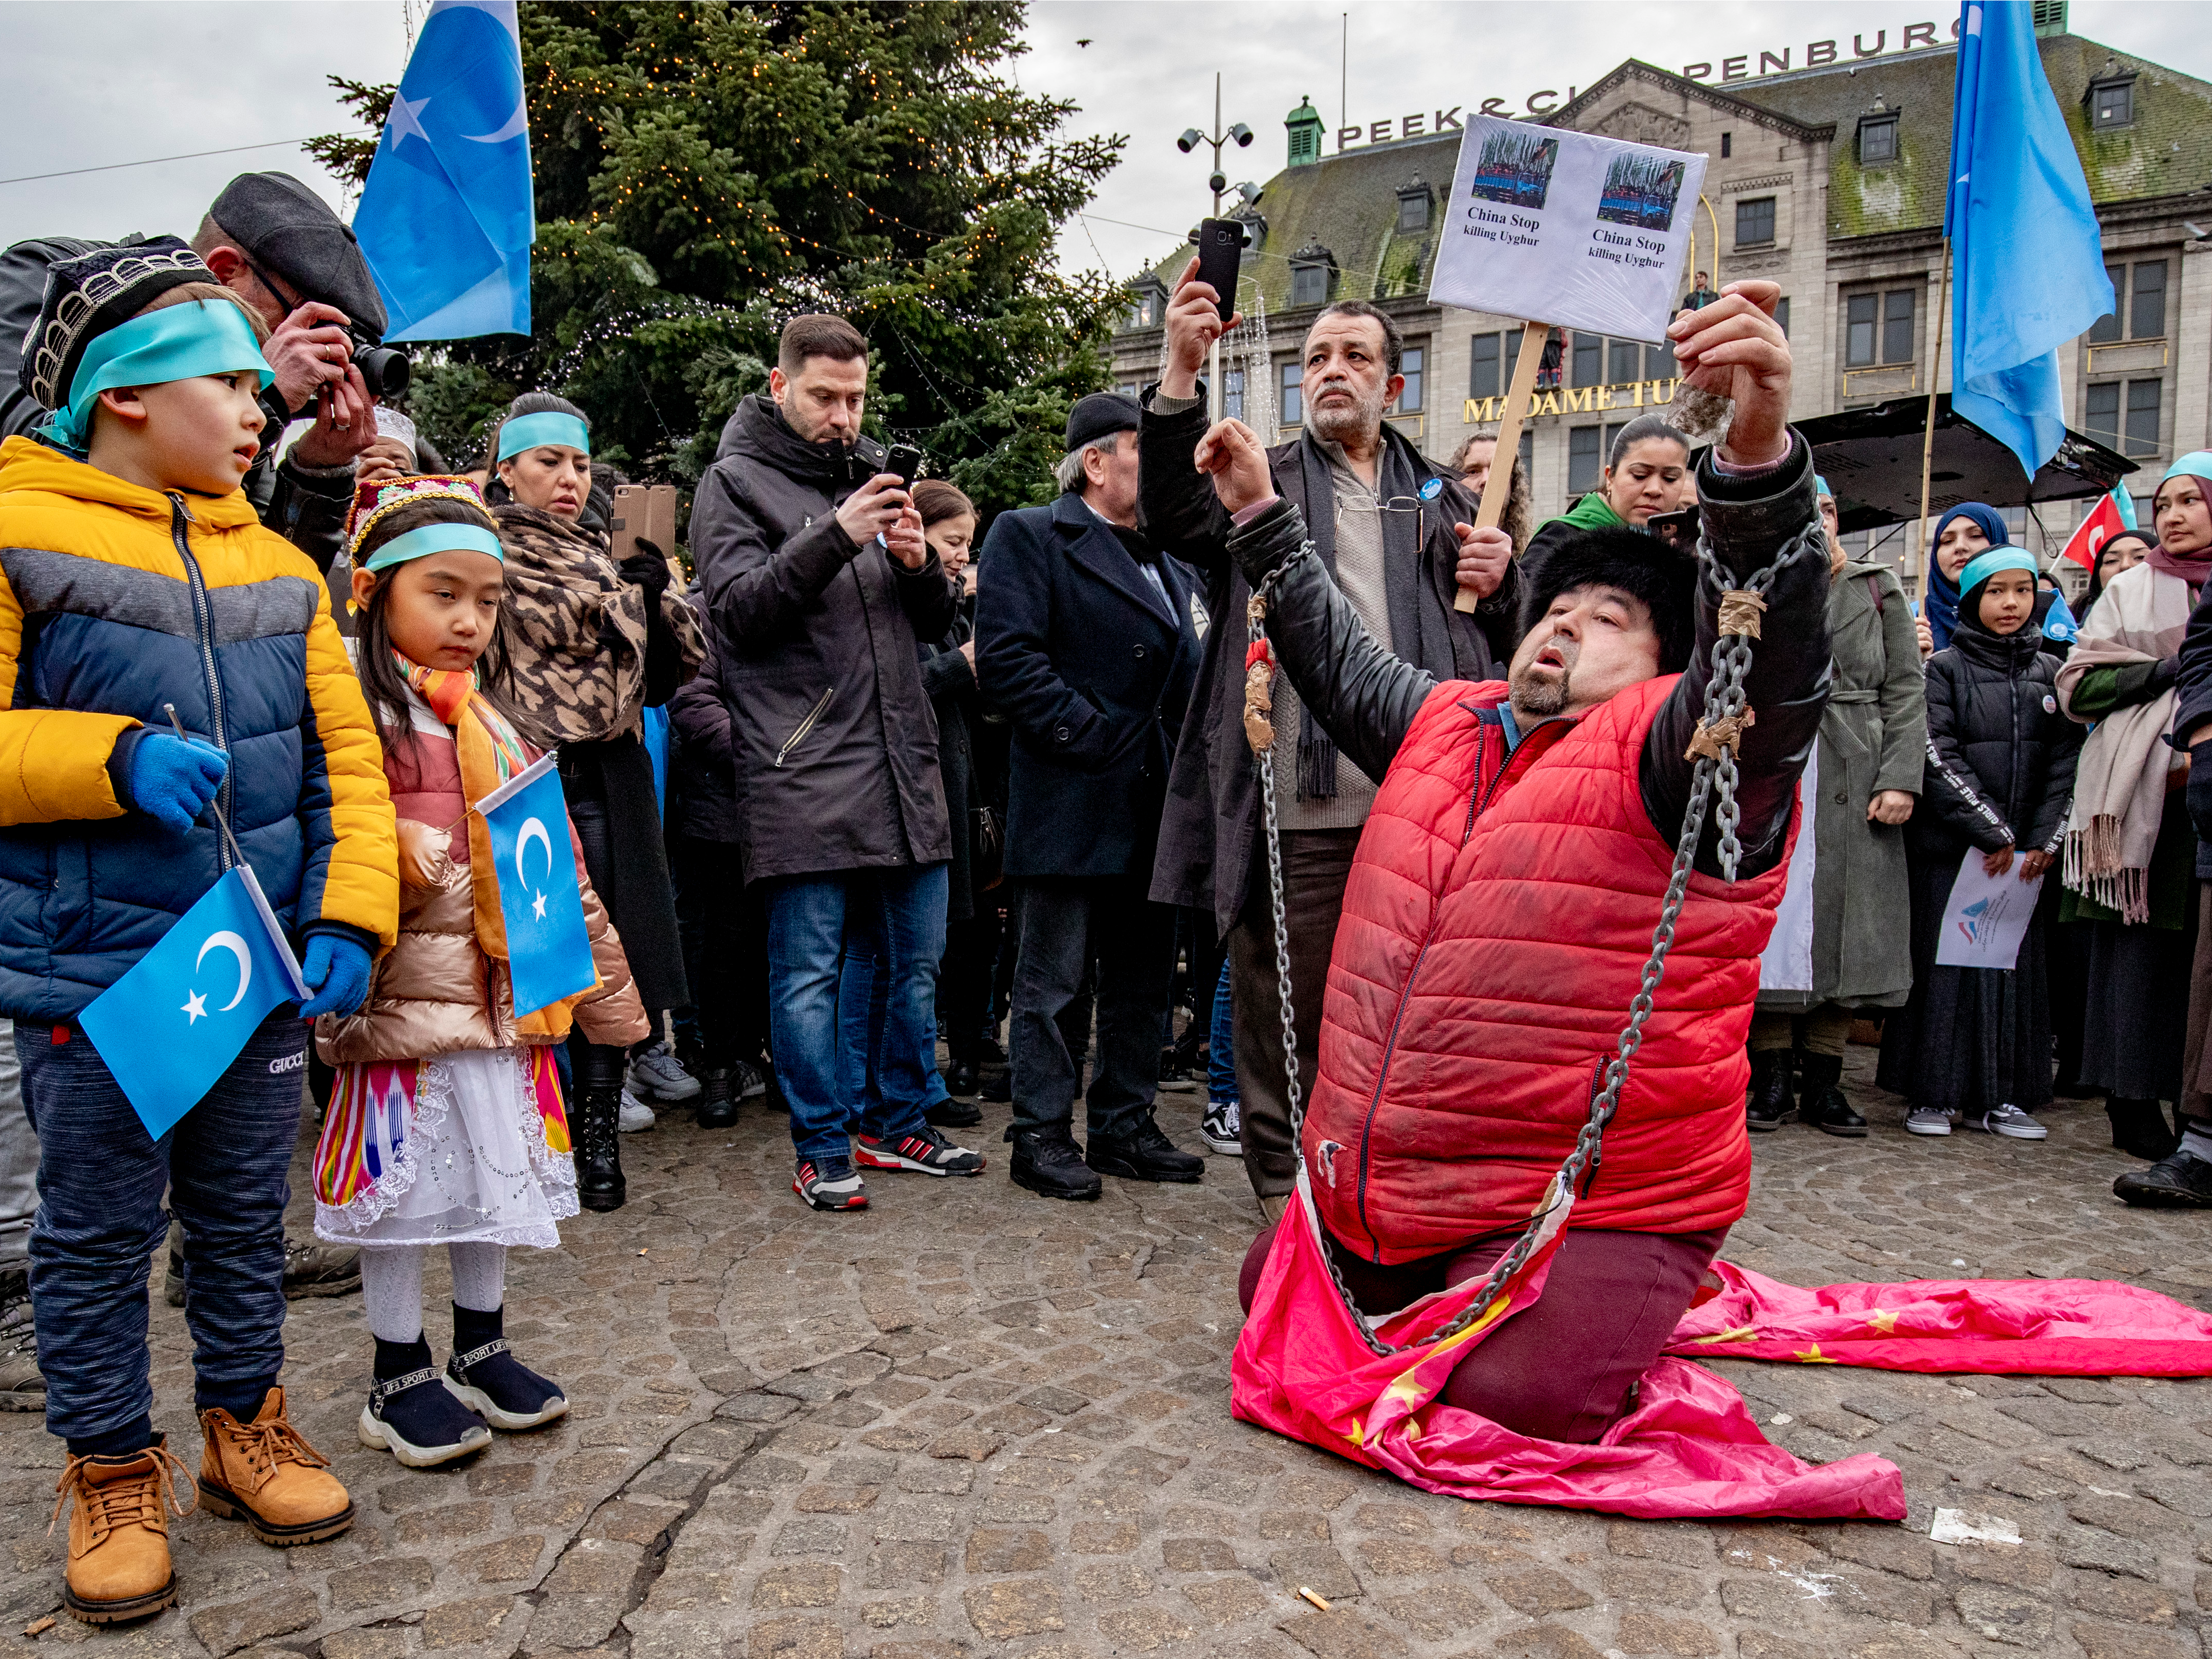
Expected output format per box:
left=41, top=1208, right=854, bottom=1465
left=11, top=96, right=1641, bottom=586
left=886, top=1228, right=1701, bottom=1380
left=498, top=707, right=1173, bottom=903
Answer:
left=311, top=478, right=647, bottom=1470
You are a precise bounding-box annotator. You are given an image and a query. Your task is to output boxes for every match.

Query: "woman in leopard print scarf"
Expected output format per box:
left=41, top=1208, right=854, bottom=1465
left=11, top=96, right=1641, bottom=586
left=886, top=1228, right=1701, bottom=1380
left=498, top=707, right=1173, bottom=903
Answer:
left=485, top=393, right=704, bottom=1213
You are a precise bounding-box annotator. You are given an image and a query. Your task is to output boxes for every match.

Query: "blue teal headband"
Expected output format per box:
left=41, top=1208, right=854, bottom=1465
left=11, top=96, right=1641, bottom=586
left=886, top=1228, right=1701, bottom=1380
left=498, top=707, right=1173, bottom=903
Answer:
left=37, top=301, right=273, bottom=458
left=497, top=411, right=589, bottom=462
left=1814, top=474, right=1833, bottom=499
left=2161, top=452, right=2212, bottom=487
left=362, top=522, right=505, bottom=573
left=1959, top=548, right=2039, bottom=594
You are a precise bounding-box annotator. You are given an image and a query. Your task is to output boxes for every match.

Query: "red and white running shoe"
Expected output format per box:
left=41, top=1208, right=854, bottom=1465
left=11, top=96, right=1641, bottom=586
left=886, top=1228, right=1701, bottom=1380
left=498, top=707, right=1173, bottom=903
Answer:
left=793, top=1156, right=869, bottom=1211
left=855, top=1124, right=987, bottom=1177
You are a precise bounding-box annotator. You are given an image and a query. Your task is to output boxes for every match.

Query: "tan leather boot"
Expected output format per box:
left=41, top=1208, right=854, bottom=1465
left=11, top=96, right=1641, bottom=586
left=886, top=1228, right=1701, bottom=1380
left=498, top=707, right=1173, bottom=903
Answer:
left=51, top=1436, right=190, bottom=1623
left=197, top=1386, right=354, bottom=1546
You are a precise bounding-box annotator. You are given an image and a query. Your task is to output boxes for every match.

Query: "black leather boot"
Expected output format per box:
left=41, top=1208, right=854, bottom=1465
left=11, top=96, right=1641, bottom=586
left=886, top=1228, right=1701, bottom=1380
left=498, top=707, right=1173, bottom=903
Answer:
left=570, top=1042, right=626, bottom=1212
left=1010, top=1128, right=1102, bottom=1200
left=1795, top=1051, right=1865, bottom=1137
left=1746, top=1048, right=1795, bottom=1131
left=2106, top=1097, right=2180, bottom=1161
left=1087, top=1113, right=1204, bottom=1183
left=696, top=1066, right=738, bottom=1131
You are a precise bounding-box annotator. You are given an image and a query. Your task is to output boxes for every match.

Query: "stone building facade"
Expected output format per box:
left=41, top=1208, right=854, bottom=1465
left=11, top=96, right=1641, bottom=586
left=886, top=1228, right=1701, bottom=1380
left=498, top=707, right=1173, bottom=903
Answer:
left=1108, top=8, right=2212, bottom=587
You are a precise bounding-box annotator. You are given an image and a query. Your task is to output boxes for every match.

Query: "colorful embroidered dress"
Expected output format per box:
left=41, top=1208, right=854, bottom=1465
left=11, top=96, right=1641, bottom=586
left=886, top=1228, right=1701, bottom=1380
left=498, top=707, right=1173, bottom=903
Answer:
left=315, top=663, right=577, bottom=1247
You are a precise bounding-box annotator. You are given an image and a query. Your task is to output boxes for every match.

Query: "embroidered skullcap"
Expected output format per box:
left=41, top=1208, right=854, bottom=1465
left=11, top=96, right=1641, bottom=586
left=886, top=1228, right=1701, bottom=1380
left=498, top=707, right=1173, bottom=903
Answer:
left=345, top=474, right=496, bottom=562
left=18, top=237, right=214, bottom=414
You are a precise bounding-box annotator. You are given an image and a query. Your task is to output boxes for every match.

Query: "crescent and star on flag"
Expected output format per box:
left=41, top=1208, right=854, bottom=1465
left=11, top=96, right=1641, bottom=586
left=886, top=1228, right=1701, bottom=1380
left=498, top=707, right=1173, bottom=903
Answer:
left=516, top=816, right=553, bottom=922
left=181, top=930, right=252, bottom=1025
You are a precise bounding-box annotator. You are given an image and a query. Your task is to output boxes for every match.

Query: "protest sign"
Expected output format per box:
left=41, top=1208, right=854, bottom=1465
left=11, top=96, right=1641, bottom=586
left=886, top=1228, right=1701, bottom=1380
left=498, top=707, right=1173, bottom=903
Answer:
left=1429, top=116, right=1708, bottom=613
left=1933, top=851, right=2042, bottom=971
left=1429, top=116, right=1708, bottom=342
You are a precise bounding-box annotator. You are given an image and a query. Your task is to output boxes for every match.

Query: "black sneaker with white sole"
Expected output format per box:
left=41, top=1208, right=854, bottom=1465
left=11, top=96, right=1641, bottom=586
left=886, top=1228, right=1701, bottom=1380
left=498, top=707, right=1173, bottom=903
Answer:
left=444, top=1339, right=568, bottom=1431
left=856, top=1123, right=987, bottom=1176
left=1200, top=1098, right=1243, bottom=1156
left=359, top=1359, right=491, bottom=1468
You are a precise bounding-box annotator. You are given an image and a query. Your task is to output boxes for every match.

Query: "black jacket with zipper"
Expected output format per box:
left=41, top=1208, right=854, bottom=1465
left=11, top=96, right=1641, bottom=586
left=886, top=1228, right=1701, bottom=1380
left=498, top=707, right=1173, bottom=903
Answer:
left=689, top=394, right=956, bottom=884
left=1915, top=615, right=2082, bottom=863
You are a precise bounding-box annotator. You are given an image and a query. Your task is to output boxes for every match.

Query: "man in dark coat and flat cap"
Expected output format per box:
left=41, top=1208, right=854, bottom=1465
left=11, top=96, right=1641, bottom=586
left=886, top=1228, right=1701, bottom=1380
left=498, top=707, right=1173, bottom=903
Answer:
left=977, top=392, right=1206, bottom=1200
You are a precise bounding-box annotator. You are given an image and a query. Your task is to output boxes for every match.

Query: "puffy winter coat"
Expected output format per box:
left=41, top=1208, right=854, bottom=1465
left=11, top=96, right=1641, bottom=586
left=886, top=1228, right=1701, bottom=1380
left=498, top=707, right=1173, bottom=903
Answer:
left=316, top=697, right=647, bottom=1064
left=1220, top=436, right=1831, bottom=1262
left=1916, top=618, right=2081, bottom=864
left=0, top=437, right=396, bottom=1020
left=690, top=395, right=955, bottom=883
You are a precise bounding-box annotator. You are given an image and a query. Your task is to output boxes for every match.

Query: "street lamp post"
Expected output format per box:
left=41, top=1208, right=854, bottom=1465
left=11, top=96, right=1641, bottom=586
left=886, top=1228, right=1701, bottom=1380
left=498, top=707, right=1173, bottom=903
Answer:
left=1178, top=73, right=1256, bottom=422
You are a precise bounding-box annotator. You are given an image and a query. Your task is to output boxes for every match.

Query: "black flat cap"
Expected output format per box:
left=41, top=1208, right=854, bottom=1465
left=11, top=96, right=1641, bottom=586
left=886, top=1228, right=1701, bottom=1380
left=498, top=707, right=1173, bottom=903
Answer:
left=1065, top=391, right=1141, bottom=452
left=209, top=172, right=388, bottom=340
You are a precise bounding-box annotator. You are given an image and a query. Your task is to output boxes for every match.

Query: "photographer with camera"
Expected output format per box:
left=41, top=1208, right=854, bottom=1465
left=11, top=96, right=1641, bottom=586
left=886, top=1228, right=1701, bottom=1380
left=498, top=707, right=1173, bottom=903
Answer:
left=0, top=172, right=399, bottom=574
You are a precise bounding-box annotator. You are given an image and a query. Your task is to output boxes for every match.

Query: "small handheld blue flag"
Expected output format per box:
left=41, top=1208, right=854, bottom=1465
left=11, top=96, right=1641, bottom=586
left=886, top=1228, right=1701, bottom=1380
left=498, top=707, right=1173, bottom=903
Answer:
left=477, top=754, right=595, bottom=1016
left=80, top=866, right=308, bottom=1142
left=353, top=0, right=534, bottom=341
left=1945, top=1, right=2114, bottom=479
left=2042, top=589, right=2079, bottom=645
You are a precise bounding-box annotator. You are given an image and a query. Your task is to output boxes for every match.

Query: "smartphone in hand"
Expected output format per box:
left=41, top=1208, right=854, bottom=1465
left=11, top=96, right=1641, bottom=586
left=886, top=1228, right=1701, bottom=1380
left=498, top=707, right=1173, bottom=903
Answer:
left=885, top=443, right=925, bottom=488
left=1194, top=219, right=1244, bottom=323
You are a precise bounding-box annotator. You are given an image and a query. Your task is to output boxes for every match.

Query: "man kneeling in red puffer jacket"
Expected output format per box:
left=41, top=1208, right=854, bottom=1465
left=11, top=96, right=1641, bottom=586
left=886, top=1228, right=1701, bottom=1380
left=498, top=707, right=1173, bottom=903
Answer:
left=1201, top=283, right=1832, bottom=1444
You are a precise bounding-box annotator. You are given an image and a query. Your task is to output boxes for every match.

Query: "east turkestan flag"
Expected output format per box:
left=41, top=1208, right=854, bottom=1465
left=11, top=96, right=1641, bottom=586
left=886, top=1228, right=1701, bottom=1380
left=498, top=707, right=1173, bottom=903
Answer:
left=353, top=0, right=534, bottom=340
left=477, top=754, right=595, bottom=1017
left=80, top=865, right=308, bottom=1141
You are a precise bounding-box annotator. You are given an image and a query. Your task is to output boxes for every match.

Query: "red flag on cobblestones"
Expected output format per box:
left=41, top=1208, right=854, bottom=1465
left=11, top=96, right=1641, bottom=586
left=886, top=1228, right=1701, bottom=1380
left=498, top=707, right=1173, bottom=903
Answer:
left=1236, top=1188, right=2212, bottom=1519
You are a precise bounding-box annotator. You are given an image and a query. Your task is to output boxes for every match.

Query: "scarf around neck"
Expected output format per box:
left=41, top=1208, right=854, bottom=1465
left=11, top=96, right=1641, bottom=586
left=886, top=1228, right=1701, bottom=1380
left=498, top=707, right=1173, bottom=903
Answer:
left=392, top=652, right=569, bottom=1029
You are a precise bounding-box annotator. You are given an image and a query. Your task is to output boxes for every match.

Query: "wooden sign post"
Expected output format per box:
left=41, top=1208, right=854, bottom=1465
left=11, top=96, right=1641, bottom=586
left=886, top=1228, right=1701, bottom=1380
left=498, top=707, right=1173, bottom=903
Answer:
left=1454, top=318, right=1550, bottom=615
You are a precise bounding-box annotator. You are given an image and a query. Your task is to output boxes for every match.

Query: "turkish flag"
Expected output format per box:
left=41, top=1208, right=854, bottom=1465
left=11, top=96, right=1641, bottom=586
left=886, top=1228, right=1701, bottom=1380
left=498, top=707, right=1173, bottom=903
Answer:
left=2061, top=490, right=2131, bottom=570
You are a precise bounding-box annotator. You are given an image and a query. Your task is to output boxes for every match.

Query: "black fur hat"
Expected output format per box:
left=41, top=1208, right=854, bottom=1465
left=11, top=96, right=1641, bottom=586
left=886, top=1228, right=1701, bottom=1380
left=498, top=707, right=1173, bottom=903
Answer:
left=1521, top=527, right=1700, bottom=674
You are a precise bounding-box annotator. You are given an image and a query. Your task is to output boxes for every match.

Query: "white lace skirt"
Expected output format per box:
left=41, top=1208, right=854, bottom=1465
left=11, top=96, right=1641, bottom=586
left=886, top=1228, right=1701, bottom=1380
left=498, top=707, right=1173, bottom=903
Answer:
left=314, top=1047, right=576, bottom=1249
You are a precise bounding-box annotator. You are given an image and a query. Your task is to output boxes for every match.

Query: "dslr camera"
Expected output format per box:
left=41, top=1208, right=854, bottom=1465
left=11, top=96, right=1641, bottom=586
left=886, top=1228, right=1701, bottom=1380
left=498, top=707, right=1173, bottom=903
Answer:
left=349, top=329, right=410, bottom=400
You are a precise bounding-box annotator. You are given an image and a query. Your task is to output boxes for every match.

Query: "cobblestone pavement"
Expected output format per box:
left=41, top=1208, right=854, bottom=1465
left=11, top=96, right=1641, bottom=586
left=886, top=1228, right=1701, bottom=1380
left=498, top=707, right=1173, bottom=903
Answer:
left=6, top=1046, right=2212, bottom=1659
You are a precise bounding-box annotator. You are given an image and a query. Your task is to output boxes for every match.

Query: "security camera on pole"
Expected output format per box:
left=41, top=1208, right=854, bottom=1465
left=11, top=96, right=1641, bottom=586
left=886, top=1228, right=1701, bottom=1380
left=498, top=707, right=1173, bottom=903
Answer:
left=1178, top=74, right=1257, bottom=423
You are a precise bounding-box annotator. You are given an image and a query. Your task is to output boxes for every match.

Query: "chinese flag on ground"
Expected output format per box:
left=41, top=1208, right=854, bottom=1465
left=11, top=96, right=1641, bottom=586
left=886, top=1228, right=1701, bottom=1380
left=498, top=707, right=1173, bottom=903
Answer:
left=2060, top=486, right=2137, bottom=570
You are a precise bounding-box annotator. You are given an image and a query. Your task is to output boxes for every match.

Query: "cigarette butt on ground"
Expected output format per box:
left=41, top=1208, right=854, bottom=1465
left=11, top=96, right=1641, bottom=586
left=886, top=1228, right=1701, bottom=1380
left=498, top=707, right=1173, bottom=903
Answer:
left=1297, top=1586, right=1331, bottom=1612
left=24, top=1616, right=55, bottom=1636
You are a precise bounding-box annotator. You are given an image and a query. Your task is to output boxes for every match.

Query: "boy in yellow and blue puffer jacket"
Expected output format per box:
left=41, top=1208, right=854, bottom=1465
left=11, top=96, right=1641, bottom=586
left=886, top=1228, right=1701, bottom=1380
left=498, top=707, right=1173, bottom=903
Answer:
left=0, top=239, right=395, bottom=1625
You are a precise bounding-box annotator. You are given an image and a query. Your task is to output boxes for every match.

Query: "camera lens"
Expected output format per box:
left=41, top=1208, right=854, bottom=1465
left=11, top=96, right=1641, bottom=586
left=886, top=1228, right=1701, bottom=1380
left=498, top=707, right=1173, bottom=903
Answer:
left=351, top=345, right=411, bottom=399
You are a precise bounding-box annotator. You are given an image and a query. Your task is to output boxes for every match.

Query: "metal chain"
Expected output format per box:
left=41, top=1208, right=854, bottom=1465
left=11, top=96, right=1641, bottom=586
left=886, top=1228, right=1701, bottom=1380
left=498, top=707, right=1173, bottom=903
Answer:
left=1250, top=517, right=1819, bottom=1356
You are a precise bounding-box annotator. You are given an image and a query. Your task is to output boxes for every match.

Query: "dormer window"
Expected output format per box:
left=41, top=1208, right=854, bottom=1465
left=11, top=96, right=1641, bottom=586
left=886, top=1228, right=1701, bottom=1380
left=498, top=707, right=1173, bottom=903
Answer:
left=1126, top=278, right=1168, bottom=330
left=1289, top=241, right=1336, bottom=308
left=1231, top=206, right=1267, bottom=253
left=1396, top=176, right=1432, bottom=233
left=1858, top=112, right=1898, bottom=164
left=2089, top=73, right=2136, bottom=128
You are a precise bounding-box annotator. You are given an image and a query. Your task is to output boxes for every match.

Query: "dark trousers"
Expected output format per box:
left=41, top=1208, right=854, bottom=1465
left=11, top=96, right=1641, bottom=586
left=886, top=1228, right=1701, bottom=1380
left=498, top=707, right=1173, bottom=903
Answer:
left=1229, top=828, right=1359, bottom=1200
left=1010, top=876, right=1175, bottom=1140
left=1239, top=1219, right=1726, bottom=1444
left=672, top=834, right=769, bottom=1069
left=23, top=1010, right=308, bottom=1448
left=942, top=901, right=1005, bottom=1063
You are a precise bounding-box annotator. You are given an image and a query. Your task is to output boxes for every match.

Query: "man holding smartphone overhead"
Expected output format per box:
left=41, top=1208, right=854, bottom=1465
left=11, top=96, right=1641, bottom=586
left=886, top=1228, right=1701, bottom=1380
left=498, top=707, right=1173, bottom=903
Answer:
left=1141, top=266, right=1525, bottom=1220
left=691, top=314, right=986, bottom=1214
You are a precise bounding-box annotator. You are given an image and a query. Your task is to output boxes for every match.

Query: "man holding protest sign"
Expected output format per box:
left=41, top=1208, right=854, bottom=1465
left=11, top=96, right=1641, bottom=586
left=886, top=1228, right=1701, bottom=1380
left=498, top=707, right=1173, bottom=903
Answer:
left=1220, top=276, right=1828, bottom=1449
left=1141, top=286, right=1519, bottom=1216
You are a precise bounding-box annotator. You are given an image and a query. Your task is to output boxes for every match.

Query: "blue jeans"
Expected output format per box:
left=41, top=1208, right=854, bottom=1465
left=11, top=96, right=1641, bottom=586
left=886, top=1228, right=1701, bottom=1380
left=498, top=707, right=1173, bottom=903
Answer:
left=766, top=864, right=948, bottom=1164
left=21, top=1010, right=308, bottom=1449
left=1208, top=958, right=1238, bottom=1105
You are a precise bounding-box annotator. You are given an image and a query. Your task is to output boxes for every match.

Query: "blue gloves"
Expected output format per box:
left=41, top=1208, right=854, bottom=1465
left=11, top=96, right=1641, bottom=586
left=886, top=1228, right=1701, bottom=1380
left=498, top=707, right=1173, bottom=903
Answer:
left=129, top=732, right=228, bottom=835
left=297, top=935, right=373, bottom=1019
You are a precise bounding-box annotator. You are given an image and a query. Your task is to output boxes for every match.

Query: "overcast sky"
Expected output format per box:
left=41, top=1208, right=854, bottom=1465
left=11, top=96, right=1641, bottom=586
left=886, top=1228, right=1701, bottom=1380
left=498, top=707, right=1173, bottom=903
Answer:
left=3, top=1, right=2208, bottom=281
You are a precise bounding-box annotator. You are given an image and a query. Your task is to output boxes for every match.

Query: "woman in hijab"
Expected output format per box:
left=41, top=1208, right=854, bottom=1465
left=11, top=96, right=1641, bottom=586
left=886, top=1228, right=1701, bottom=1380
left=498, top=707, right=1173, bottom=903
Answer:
left=1918, top=502, right=2008, bottom=656
left=2057, top=464, right=2211, bottom=1160
left=2110, top=459, right=2212, bottom=1204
